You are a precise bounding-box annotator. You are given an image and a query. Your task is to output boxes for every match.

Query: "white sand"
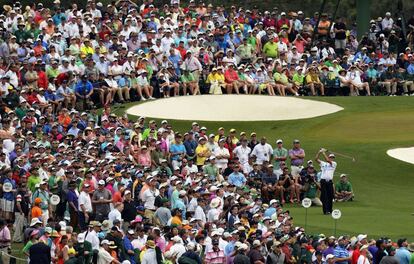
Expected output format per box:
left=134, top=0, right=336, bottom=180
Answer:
left=387, top=147, right=414, bottom=165
left=126, top=95, right=343, bottom=121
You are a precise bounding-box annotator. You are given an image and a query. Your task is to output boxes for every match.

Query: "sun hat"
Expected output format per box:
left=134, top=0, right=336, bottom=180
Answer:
left=210, top=197, right=221, bottom=208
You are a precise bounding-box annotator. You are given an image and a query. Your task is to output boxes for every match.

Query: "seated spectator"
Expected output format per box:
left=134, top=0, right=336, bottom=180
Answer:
left=335, top=174, right=354, bottom=202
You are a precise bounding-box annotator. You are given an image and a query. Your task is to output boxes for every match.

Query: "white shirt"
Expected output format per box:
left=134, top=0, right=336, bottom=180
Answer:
left=170, top=243, right=186, bottom=259
left=132, top=235, right=148, bottom=250
left=251, top=143, right=273, bottom=164
left=357, top=255, right=370, bottom=264
left=97, top=247, right=114, bottom=264
left=78, top=191, right=93, bottom=213
left=142, top=248, right=157, bottom=264
left=194, top=205, right=206, bottom=222
left=346, top=71, right=363, bottom=85
left=214, top=147, right=230, bottom=169
left=108, top=209, right=122, bottom=226
left=142, top=188, right=159, bottom=210
left=319, top=160, right=337, bottom=181
left=187, top=197, right=198, bottom=213
left=85, top=230, right=100, bottom=250
left=207, top=208, right=220, bottom=222
left=233, top=145, right=251, bottom=166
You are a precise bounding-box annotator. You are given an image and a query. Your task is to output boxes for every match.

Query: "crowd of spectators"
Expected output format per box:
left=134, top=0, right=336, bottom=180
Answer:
left=1, top=0, right=414, bottom=109
left=0, top=0, right=412, bottom=264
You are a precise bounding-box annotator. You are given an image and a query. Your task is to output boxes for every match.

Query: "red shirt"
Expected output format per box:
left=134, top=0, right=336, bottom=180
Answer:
left=224, top=69, right=239, bottom=83
left=352, top=247, right=360, bottom=264
left=277, top=18, right=290, bottom=32
left=37, top=71, right=48, bottom=89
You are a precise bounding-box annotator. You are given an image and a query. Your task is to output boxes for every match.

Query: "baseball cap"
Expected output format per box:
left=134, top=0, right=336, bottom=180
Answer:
left=98, top=180, right=105, bottom=185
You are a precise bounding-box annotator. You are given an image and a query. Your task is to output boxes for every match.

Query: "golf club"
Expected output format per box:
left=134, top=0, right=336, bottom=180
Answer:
left=327, top=149, right=356, bottom=162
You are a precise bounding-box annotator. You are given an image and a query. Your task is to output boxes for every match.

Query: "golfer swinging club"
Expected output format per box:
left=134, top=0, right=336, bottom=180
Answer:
left=315, top=148, right=337, bottom=215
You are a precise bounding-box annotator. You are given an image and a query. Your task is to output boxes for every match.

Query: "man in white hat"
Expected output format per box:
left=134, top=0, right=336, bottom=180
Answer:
left=315, top=149, right=337, bottom=215
left=92, top=180, right=112, bottom=222
left=381, top=12, right=394, bottom=32
left=207, top=197, right=221, bottom=222
left=78, top=183, right=93, bottom=230
left=170, top=236, right=186, bottom=260
left=98, top=239, right=121, bottom=264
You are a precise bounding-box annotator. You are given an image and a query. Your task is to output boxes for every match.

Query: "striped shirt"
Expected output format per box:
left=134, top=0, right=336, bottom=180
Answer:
left=205, top=249, right=226, bottom=264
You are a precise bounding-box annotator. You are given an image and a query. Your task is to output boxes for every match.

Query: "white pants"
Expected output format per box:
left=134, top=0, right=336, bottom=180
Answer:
left=42, top=210, right=49, bottom=226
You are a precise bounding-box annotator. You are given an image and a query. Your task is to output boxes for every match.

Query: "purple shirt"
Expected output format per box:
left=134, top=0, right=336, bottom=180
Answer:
left=289, top=148, right=305, bottom=166
left=323, top=246, right=335, bottom=258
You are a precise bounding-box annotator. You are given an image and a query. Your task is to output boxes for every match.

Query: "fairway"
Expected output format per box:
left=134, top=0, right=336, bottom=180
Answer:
left=119, top=97, right=414, bottom=239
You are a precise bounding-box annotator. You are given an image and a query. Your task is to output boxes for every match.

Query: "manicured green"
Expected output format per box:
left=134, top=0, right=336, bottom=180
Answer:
left=118, top=96, right=414, bottom=239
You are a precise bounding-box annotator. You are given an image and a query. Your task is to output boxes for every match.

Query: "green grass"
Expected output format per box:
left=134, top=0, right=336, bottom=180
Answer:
left=115, top=96, right=414, bottom=240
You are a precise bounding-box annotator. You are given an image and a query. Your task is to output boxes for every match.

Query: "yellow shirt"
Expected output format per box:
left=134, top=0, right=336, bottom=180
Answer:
left=80, top=45, right=94, bottom=57
left=306, top=74, right=321, bottom=84
left=206, top=73, right=225, bottom=84
left=195, top=144, right=210, bottom=166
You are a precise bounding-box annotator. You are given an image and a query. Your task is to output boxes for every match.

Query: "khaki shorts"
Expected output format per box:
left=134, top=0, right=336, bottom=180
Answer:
left=291, top=165, right=302, bottom=177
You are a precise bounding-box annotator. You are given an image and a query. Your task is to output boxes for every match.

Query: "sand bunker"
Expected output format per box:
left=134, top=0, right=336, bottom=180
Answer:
left=387, top=147, right=414, bottom=165
left=126, top=95, right=343, bottom=121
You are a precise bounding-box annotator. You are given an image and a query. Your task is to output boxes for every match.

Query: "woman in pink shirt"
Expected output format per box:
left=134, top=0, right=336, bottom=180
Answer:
left=137, top=146, right=151, bottom=167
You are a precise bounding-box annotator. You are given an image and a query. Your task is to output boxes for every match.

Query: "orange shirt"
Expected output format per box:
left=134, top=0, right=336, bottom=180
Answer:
left=318, top=20, right=331, bottom=35
left=112, top=191, right=123, bottom=205
left=31, top=206, right=42, bottom=219
left=58, top=114, right=71, bottom=129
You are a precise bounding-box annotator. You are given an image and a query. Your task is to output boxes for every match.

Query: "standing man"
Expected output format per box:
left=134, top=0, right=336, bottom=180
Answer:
left=233, top=139, right=251, bottom=170
left=92, top=180, right=112, bottom=222
left=272, top=139, right=288, bottom=177
left=315, top=149, right=337, bottom=215
left=250, top=137, right=273, bottom=166
left=289, top=139, right=305, bottom=177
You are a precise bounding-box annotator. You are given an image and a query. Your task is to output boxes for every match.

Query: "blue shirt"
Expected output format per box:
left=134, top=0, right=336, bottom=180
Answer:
left=123, top=236, right=136, bottom=264
left=184, top=139, right=197, bottom=157
left=334, top=245, right=349, bottom=264
left=224, top=241, right=235, bottom=256
left=407, top=64, right=414, bottom=75
left=173, top=199, right=186, bottom=219
left=264, top=207, right=276, bottom=218
left=395, top=247, right=411, bottom=264
left=66, top=190, right=78, bottom=209
left=75, top=80, right=93, bottom=96
left=170, top=143, right=186, bottom=160
left=228, top=172, right=246, bottom=187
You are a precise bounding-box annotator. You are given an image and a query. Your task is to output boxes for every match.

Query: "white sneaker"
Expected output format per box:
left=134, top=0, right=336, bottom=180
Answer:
left=141, top=97, right=146, bottom=101
left=149, top=96, right=155, bottom=100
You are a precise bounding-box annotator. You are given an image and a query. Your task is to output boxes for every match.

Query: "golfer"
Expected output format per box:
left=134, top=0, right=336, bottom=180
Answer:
left=315, top=149, right=337, bottom=215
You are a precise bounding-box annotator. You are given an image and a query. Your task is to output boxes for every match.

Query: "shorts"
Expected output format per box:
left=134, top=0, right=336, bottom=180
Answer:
left=291, top=165, right=302, bottom=177
left=335, top=39, right=346, bottom=50
left=1, top=199, right=14, bottom=212
left=258, top=83, right=268, bottom=91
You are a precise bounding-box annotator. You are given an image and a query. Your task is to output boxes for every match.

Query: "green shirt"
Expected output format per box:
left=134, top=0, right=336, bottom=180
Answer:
left=27, top=175, right=41, bottom=193
left=181, top=73, right=195, bottom=83
left=262, top=41, right=278, bottom=58
left=46, top=66, right=59, bottom=79
left=292, top=73, right=304, bottom=85
left=335, top=181, right=352, bottom=192
left=272, top=147, right=288, bottom=169
left=203, top=164, right=218, bottom=180
left=304, top=182, right=318, bottom=199
left=236, top=44, right=254, bottom=59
